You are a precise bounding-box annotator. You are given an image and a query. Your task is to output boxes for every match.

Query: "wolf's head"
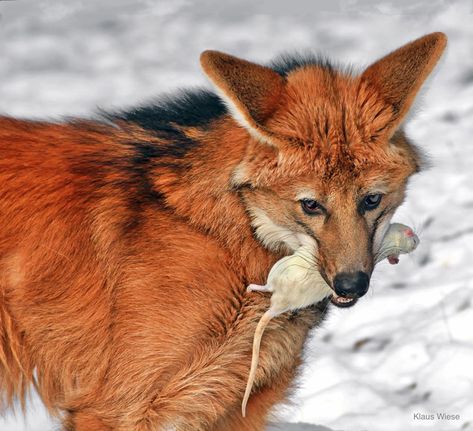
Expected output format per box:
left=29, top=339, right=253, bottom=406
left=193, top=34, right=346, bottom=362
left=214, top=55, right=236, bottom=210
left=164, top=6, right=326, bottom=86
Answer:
left=200, top=33, right=446, bottom=306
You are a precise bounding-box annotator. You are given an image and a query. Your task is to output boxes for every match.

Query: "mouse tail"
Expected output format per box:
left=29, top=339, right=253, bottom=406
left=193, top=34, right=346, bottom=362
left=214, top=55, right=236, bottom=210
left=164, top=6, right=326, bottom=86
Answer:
left=241, top=309, right=275, bottom=417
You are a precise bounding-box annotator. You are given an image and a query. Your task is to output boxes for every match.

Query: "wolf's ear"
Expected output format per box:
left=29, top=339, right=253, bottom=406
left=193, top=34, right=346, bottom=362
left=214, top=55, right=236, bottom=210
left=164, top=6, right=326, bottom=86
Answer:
left=200, top=50, right=284, bottom=145
left=361, top=32, right=447, bottom=136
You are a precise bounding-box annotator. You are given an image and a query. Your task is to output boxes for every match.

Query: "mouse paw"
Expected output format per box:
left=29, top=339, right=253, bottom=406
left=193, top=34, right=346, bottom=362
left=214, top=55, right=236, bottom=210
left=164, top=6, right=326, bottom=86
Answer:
left=387, top=255, right=399, bottom=265
left=247, top=283, right=273, bottom=293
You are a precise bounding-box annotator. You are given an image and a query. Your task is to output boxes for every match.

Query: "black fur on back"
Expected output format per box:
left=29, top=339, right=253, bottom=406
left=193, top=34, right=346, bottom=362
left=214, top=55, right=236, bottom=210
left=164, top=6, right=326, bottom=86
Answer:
left=104, top=88, right=227, bottom=173
left=111, top=88, right=227, bottom=132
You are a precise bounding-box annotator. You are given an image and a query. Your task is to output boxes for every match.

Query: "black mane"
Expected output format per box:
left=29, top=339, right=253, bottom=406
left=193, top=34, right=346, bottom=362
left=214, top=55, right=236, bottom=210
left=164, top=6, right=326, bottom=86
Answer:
left=269, top=52, right=335, bottom=77
left=110, top=88, right=227, bottom=132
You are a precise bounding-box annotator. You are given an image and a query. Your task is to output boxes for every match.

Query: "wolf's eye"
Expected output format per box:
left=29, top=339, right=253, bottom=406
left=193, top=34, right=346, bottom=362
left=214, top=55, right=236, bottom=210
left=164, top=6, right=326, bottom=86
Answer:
left=300, top=199, right=323, bottom=215
left=363, top=194, right=383, bottom=211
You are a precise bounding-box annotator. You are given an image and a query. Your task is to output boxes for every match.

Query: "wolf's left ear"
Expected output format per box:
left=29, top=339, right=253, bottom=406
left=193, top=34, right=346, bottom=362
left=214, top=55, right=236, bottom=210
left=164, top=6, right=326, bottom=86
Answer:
left=200, top=50, right=285, bottom=145
left=361, top=32, right=447, bottom=135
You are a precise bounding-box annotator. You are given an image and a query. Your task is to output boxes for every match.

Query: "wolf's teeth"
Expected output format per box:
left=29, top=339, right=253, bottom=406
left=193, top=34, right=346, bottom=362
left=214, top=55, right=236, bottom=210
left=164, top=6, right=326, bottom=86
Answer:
left=333, top=295, right=352, bottom=303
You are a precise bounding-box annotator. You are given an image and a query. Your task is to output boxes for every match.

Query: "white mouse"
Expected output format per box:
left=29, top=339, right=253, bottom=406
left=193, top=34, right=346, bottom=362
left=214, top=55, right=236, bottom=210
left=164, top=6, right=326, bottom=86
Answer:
left=376, top=222, right=419, bottom=264
left=241, top=222, right=419, bottom=416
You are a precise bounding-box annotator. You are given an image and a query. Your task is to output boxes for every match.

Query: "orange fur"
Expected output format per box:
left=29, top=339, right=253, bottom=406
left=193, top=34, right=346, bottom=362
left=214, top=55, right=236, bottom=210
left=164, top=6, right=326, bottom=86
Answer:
left=0, top=33, right=446, bottom=430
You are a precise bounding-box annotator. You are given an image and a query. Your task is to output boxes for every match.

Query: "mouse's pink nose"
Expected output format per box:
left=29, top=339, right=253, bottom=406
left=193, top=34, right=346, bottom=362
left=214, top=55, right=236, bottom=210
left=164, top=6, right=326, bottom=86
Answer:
left=405, top=228, right=415, bottom=238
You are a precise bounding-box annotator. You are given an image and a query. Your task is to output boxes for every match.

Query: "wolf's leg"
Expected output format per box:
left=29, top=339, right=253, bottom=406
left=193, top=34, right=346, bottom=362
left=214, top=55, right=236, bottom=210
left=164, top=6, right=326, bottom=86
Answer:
left=145, top=348, right=251, bottom=431
left=208, top=365, right=297, bottom=431
left=144, top=325, right=292, bottom=430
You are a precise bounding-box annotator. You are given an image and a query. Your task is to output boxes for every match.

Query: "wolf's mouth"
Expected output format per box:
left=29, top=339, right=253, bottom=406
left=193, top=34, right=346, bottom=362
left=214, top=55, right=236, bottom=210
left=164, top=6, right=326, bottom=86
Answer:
left=330, top=294, right=358, bottom=308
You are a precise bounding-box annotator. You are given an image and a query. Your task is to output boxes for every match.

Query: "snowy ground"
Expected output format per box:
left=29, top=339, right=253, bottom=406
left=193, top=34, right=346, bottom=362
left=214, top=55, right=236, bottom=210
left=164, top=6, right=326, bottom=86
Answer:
left=1, top=1, right=473, bottom=430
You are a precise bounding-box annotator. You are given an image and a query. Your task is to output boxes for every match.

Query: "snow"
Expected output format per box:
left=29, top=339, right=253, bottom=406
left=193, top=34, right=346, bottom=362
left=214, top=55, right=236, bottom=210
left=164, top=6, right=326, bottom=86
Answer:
left=1, top=1, right=472, bottom=430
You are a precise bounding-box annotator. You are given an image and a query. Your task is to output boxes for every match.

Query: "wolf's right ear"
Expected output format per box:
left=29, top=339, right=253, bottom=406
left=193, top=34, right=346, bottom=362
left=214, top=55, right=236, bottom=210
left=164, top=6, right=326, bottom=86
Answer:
left=200, top=50, right=285, bottom=145
left=361, top=32, right=447, bottom=137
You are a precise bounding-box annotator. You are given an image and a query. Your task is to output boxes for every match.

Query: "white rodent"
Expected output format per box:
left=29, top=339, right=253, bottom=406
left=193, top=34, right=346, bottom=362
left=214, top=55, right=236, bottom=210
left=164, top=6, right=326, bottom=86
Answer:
left=241, top=222, right=419, bottom=416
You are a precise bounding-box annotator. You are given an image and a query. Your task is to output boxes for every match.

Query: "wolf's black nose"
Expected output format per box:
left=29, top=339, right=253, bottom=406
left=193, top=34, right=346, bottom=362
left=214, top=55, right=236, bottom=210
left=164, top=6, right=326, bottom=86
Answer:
left=333, top=271, right=370, bottom=298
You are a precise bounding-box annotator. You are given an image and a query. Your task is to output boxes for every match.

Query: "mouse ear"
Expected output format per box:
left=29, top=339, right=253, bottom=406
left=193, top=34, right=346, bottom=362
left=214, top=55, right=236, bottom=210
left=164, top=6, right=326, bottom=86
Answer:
left=361, top=32, right=447, bottom=138
left=200, top=50, right=285, bottom=146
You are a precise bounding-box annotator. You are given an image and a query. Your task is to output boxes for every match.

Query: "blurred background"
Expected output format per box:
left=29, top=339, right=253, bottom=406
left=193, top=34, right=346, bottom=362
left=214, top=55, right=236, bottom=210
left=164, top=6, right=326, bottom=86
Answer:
left=1, top=1, right=473, bottom=430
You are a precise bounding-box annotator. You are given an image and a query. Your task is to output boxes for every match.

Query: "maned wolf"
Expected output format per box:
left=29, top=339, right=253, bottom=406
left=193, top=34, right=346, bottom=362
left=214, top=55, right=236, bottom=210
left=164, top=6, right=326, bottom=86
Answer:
left=0, top=33, right=446, bottom=430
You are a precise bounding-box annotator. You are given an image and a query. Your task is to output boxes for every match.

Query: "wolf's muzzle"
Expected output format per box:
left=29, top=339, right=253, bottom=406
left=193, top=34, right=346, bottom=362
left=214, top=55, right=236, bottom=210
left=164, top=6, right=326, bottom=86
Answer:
left=333, top=271, right=370, bottom=299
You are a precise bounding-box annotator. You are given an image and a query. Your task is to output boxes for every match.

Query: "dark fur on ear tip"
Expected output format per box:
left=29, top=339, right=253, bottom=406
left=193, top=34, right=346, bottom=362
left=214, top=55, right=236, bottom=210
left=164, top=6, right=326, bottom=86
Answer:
left=428, top=32, right=448, bottom=48
left=199, top=50, right=216, bottom=72
left=200, top=50, right=222, bottom=69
